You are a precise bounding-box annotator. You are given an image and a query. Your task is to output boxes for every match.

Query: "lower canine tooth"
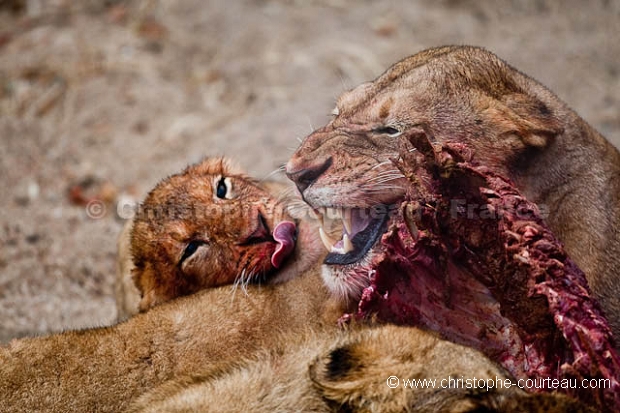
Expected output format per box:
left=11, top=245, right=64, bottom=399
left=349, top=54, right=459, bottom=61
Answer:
left=319, top=227, right=336, bottom=252
left=343, top=233, right=354, bottom=253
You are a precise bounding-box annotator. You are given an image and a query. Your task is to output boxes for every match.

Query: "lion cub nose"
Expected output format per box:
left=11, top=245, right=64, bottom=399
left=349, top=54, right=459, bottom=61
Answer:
left=286, top=157, right=333, bottom=195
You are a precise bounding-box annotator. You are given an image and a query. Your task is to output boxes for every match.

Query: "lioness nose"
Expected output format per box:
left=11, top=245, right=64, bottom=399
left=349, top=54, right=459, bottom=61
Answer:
left=286, top=157, right=332, bottom=194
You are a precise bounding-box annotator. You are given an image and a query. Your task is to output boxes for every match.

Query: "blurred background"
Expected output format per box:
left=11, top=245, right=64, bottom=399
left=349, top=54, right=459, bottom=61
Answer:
left=1, top=0, right=618, bottom=341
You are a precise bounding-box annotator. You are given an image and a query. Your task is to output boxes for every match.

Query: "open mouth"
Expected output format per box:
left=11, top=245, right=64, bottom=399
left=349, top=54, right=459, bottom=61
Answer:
left=314, top=207, right=391, bottom=266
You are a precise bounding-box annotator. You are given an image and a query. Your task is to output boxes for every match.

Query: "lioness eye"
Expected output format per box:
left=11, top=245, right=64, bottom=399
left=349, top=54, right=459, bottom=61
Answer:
left=215, top=177, right=232, bottom=199
left=180, top=240, right=206, bottom=264
left=374, top=126, right=401, bottom=137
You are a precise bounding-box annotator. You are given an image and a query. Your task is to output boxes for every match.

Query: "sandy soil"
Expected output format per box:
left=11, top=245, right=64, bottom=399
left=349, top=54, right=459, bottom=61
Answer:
left=0, top=0, right=619, bottom=342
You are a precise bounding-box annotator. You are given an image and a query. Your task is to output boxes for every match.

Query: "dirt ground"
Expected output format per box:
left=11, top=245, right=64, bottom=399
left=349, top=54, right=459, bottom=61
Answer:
left=0, top=0, right=618, bottom=342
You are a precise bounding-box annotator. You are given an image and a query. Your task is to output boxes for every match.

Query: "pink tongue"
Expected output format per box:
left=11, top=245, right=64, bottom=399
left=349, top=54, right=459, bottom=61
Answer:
left=271, top=221, right=297, bottom=268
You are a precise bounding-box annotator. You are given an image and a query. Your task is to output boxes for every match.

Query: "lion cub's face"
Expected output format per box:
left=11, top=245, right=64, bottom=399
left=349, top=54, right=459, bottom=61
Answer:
left=131, top=158, right=297, bottom=311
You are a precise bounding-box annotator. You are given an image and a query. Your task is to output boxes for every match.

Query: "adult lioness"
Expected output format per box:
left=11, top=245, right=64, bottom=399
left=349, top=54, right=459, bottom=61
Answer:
left=116, top=157, right=308, bottom=319
left=286, top=46, right=620, bottom=340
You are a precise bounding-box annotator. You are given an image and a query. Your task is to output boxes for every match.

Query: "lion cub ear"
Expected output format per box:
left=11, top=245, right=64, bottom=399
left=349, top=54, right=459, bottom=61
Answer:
left=138, top=290, right=158, bottom=312
left=131, top=266, right=159, bottom=312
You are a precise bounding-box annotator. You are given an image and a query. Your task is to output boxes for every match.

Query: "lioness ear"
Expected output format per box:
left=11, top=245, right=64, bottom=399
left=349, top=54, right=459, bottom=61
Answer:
left=310, top=344, right=359, bottom=384
left=309, top=343, right=365, bottom=412
left=501, top=93, right=564, bottom=148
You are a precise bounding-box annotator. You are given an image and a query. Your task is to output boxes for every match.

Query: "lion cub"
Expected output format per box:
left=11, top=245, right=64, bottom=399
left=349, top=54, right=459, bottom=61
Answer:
left=116, top=157, right=322, bottom=319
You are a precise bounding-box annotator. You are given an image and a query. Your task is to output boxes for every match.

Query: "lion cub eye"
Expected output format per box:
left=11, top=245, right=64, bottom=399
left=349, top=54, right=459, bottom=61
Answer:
left=179, top=240, right=206, bottom=265
left=373, top=126, right=402, bottom=137
left=215, top=177, right=233, bottom=200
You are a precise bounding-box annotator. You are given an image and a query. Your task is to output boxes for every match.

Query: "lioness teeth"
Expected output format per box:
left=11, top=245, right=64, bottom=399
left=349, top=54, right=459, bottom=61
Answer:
left=343, top=233, right=353, bottom=252
left=342, top=210, right=352, bottom=234
left=318, top=207, right=326, bottom=226
left=317, top=208, right=355, bottom=255
left=319, top=227, right=337, bottom=252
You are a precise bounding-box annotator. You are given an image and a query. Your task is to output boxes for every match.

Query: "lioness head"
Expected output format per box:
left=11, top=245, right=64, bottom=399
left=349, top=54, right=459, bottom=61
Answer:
left=131, top=158, right=298, bottom=311
left=286, top=46, right=564, bottom=302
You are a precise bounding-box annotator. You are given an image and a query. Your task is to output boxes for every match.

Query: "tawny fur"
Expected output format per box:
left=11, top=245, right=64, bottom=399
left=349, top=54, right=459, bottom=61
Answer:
left=127, top=325, right=591, bottom=413
left=2, top=47, right=615, bottom=412
left=0, top=158, right=344, bottom=413
left=117, top=157, right=319, bottom=318
left=287, top=45, right=620, bottom=340
left=0, top=268, right=343, bottom=412
left=116, top=219, right=141, bottom=320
